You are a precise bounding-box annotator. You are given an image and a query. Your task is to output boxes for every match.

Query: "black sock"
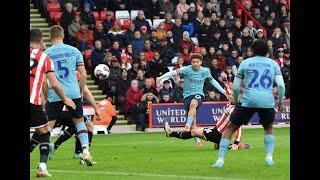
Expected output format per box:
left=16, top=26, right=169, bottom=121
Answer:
left=54, top=127, right=76, bottom=150
left=30, top=132, right=41, bottom=153
left=88, top=131, right=93, bottom=147
left=74, top=136, right=82, bottom=154
left=107, top=116, right=117, bottom=131
left=176, top=131, right=193, bottom=139
left=39, top=132, right=50, bottom=163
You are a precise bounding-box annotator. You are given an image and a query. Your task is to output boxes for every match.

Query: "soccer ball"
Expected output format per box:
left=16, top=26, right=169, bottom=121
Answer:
left=94, top=64, right=110, bottom=80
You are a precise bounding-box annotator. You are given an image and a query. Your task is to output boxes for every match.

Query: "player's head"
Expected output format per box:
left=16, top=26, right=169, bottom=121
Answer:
left=190, top=53, right=203, bottom=71
left=30, top=29, right=43, bottom=46
left=252, top=39, right=268, bottom=56
left=49, top=25, right=64, bottom=41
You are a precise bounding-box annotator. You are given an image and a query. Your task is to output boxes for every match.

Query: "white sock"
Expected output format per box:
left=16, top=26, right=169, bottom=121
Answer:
left=83, top=147, right=90, bottom=155
left=266, top=153, right=273, bottom=159
left=218, top=156, right=224, bottom=162
left=39, top=162, right=47, bottom=170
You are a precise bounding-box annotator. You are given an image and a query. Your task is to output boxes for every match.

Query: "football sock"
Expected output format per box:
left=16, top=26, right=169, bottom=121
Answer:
left=30, top=132, right=40, bottom=152
left=194, top=137, right=201, bottom=143
left=39, top=132, right=50, bottom=163
left=264, top=134, right=275, bottom=158
left=74, top=136, right=82, bottom=154
left=88, top=131, right=93, bottom=147
left=170, top=131, right=193, bottom=139
left=186, top=117, right=193, bottom=127
left=54, top=127, right=76, bottom=150
left=218, top=138, right=231, bottom=160
left=75, top=122, right=89, bottom=149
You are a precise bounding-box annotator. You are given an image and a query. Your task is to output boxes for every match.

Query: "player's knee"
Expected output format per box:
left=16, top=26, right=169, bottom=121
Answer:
left=189, top=100, right=198, bottom=109
left=263, top=123, right=273, bottom=133
left=86, top=121, right=94, bottom=131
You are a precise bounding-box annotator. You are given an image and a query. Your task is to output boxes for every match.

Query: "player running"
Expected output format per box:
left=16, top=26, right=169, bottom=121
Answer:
left=213, top=40, right=285, bottom=168
left=30, top=29, right=76, bottom=177
left=43, top=25, right=94, bottom=166
left=157, top=53, right=230, bottom=148
left=48, top=71, right=102, bottom=163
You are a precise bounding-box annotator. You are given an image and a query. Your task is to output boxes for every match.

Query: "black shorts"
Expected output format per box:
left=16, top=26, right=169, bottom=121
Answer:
left=30, top=104, right=48, bottom=129
left=203, top=127, right=222, bottom=144
left=183, top=94, right=204, bottom=113
left=55, top=111, right=88, bottom=128
left=46, top=98, right=83, bottom=121
left=230, top=106, right=275, bottom=128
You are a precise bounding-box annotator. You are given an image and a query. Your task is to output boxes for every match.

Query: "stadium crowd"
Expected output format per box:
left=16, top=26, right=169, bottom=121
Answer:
left=32, top=0, right=290, bottom=131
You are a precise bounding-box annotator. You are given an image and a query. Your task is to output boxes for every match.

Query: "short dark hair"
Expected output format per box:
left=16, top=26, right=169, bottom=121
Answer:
left=191, top=53, right=203, bottom=61
left=252, top=40, right=268, bottom=56
left=49, top=25, right=64, bottom=40
left=30, top=29, right=42, bottom=43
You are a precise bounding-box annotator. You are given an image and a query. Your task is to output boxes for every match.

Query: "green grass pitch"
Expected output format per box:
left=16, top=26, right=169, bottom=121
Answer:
left=30, top=127, right=289, bottom=180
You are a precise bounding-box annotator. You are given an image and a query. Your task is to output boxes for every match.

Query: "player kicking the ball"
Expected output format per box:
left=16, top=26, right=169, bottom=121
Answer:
left=157, top=53, right=230, bottom=148
left=213, top=40, right=285, bottom=168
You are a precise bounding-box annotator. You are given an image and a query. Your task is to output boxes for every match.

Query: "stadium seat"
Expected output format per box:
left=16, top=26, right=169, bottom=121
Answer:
left=92, top=11, right=100, bottom=21
left=122, top=19, right=132, bottom=30
left=130, top=10, right=139, bottom=20
left=47, top=2, right=61, bottom=13
left=191, top=37, right=199, bottom=46
left=146, top=19, right=153, bottom=28
left=115, top=19, right=123, bottom=28
left=153, top=19, right=164, bottom=28
left=93, top=125, right=108, bottom=135
left=49, top=11, right=62, bottom=23
left=115, top=10, right=130, bottom=19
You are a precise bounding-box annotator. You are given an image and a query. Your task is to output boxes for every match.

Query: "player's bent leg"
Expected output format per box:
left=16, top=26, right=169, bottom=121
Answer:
left=86, top=120, right=94, bottom=147
left=35, top=125, right=52, bottom=177
left=184, top=99, right=198, bottom=132
left=30, top=125, right=50, bottom=153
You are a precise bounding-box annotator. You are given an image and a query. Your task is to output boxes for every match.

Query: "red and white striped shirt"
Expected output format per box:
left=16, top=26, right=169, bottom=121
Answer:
left=30, top=47, right=54, bottom=105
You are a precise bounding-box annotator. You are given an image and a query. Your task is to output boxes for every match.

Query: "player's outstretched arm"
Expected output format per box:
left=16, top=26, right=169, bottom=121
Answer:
left=46, top=72, right=76, bottom=109
left=77, top=65, right=87, bottom=96
left=157, top=70, right=179, bottom=87
left=208, top=77, right=227, bottom=95
left=83, top=85, right=102, bottom=120
left=275, top=74, right=286, bottom=112
left=232, top=76, right=242, bottom=104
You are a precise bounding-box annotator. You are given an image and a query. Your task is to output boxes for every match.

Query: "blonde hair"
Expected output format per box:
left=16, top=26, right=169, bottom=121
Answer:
left=49, top=25, right=64, bottom=40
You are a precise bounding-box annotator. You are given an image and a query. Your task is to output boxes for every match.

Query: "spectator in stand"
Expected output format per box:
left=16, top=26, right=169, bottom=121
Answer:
left=162, top=0, right=175, bottom=16
left=172, top=79, right=184, bottom=103
left=125, top=24, right=136, bottom=45
left=157, top=38, right=176, bottom=66
left=232, top=55, right=244, bottom=75
left=119, top=53, right=132, bottom=71
left=271, top=27, right=286, bottom=51
left=281, top=57, right=290, bottom=98
left=216, top=49, right=227, bottom=71
left=267, top=39, right=275, bottom=58
left=128, top=61, right=140, bottom=79
left=255, top=29, right=267, bottom=42
left=252, top=8, right=265, bottom=26
left=149, top=30, right=159, bottom=49
left=160, top=93, right=174, bottom=103
left=109, top=41, right=122, bottom=60
left=141, top=26, right=151, bottom=41
left=173, top=56, right=185, bottom=70
left=199, top=17, right=215, bottom=48
left=137, top=91, right=159, bottom=131
left=61, top=0, right=81, bottom=11
left=103, top=52, right=113, bottom=66
left=282, top=19, right=290, bottom=50
left=244, top=47, right=253, bottom=59
left=164, top=12, right=174, bottom=30
left=264, top=17, right=275, bottom=38
left=234, top=37, right=245, bottom=56
left=142, top=40, right=154, bottom=62
left=102, top=11, right=115, bottom=32
left=211, top=0, right=221, bottom=16
left=261, top=4, right=272, bottom=18
left=246, top=20, right=257, bottom=38
left=132, top=31, right=144, bottom=60
left=108, top=22, right=127, bottom=48
left=220, top=0, right=236, bottom=17
left=279, top=4, right=289, bottom=23
left=80, top=3, right=96, bottom=30
left=209, top=58, right=221, bottom=80
left=115, top=68, right=131, bottom=111
left=75, top=24, right=94, bottom=53
left=133, top=10, right=151, bottom=32
left=181, top=31, right=195, bottom=53
left=218, top=19, right=228, bottom=40
left=231, top=19, right=243, bottom=39
left=166, top=30, right=180, bottom=53
left=142, top=78, right=159, bottom=96
left=176, top=0, right=189, bottom=17
left=224, top=30, right=235, bottom=49
left=80, top=0, right=97, bottom=10
left=68, top=15, right=81, bottom=46
left=224, top=8, right=236, bottom=29
left=207, top=46, right=216, bottom=59
left=61, top=3, right=75, bottom=44
left=181, top=12, right=195, bottom=36
left=270, top=11, right=280, bottom=27
left=243, top=0, right=253, bottom=13
left=156, top=23, right=167, bottom=40
left=93, top=23, right=109, bottom=49
left=108, top=0, right=127, bottom=11
left=123, top=79, right=143, bottom=124
left=227, top=49, right=238, bottom=67
left=149, top=51, right=169, bottom=78
left=195, top=0, right=204, bottom=12
left=149, top=0, right=161, bottom=20
left=211, top=30, right=223, bottom=50
left=181, top=46, right=191, bottom=65
left=274, top=47, right=285, bottom=68
left=172, top=18, right=184, bottom=45
left=205, top=89, right=220, bottom=102
left=186, top=3, right=197, bottom=22
left=108, top=57, right=122, bottom=96
left=193, top=11, right=204, bottom=37
left=202, top=2, right=213, bottom=18
left=136, top=69, right=146, bottom=89
left=124, top=44, right=134, bottom=63
left=90, top=40, right=107, bottom=70
left=241, top=28, right=254, bottom=48
left=226, top=66, right=235, bottom=82
left=138, top=52, right=150, bottom=72
left=159, top=80, right=175, bottom=100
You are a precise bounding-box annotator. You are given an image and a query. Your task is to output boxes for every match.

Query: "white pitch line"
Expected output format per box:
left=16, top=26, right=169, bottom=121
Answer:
left=30, top=169, right=251, bottom=180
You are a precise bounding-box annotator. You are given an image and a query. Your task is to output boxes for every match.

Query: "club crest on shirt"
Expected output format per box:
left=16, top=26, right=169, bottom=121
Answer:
left=201, top=73, right=205, bottom=78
